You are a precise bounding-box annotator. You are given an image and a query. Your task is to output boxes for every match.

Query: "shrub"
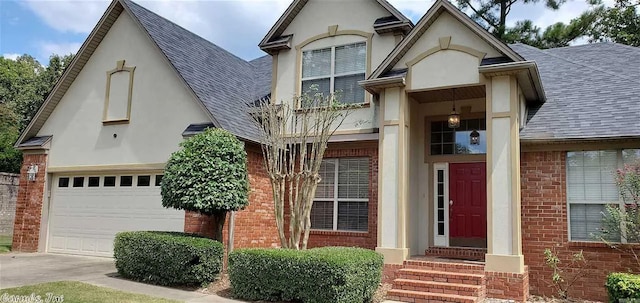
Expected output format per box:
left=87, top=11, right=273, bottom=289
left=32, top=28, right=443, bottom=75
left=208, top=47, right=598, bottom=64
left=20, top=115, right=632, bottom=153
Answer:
left=228, top=247, right=383, bottom=303
left=607, top=272, right=640, bottom=302
left=114, top=231, right=223, bottom=286
left=161, top=128, right=249, bottom=241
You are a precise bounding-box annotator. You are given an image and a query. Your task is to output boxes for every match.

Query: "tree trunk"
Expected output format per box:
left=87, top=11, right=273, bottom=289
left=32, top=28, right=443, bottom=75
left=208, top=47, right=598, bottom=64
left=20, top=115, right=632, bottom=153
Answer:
left=211, top=212, right=227, bottom=242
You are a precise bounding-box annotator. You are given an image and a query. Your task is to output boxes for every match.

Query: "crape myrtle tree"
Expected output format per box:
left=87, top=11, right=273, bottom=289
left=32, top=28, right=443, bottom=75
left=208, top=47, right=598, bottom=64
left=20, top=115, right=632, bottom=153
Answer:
left=599, top=161, right=640, bottom=268
left=252, top=88, right=355, bottom=249
left=161, top=128, right=249, bottom=242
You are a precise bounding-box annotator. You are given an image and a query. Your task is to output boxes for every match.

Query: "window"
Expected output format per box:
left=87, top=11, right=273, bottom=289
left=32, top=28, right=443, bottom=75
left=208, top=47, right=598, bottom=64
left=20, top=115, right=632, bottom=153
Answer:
left=137, top=175, right=151, bottom=187
left=431, top=119, right=486, bottom=155
left=311, top=158, right=369, bottom=232
left=567, top=149, right=640, bottom=241
left=58, top=177, right=70, bottom=188
left=120, top=176, right=133, bottom=187
left=104, top=176, right=116, bottom=187
left=155, top=175, right=163, bottom=187
left=301, top=42, right=366, bottom=106
left=72, top=177, right=84, bottom=188
left=88, top=177, right=100, bottom=187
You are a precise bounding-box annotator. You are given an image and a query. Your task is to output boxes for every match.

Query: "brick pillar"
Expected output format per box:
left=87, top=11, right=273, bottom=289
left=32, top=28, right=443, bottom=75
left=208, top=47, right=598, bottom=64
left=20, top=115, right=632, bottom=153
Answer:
left=13, top=153, right=48, bottom=252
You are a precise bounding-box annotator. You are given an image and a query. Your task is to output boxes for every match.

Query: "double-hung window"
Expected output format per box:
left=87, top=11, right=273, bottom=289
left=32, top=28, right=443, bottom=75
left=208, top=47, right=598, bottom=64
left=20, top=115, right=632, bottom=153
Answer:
left=567, top=149, right=640, bottom=241
left=311, top=158, right=369, bottom=232
left=301, top=42, right=366, bottom=106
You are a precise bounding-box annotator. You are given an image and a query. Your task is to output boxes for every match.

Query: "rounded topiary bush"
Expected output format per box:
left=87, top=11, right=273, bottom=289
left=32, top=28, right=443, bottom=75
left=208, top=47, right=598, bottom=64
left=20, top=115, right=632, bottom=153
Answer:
left=114, top=231, right=223, bottom=286
left=161, top=128, right=249, bottom=241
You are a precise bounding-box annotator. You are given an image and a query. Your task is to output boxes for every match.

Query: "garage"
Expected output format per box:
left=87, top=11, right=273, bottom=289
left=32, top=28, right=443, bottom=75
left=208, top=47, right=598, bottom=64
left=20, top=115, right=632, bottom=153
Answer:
left=47, top=173, right=184, bottom=257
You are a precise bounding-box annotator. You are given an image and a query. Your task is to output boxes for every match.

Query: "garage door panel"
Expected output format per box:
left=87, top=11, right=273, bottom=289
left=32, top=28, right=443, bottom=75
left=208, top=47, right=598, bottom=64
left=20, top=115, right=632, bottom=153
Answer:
left=49, top=173, right=184, bottom=257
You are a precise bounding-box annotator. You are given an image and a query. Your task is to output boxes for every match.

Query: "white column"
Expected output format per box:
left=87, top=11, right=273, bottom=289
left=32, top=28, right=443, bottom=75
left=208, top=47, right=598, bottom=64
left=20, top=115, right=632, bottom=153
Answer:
left=376, top=87, right=409, bottom=264
left=485, top=75, right=524, bottom=273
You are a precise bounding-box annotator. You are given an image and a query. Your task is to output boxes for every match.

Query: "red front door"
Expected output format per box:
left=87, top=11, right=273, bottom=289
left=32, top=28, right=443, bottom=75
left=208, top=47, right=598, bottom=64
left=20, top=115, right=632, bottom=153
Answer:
left=449, top=163, right=486, bottom=240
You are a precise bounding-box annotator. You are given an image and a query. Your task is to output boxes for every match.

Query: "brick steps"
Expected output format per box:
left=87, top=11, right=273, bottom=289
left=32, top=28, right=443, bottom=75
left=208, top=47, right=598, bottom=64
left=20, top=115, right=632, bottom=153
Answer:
left=393, top=279, right=483, bottom=297
left=387, top=289, right=479, bottom=303
left=387, top=260, right=486, bottom=303
left=397, top=268, right=485, bottom=285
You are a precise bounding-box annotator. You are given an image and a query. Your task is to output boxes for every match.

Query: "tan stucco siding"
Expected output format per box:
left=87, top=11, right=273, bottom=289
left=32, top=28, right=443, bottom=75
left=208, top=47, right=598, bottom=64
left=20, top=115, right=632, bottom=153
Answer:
left=274, top=0, right=398, bottom=133
left=393, top=12, right=502, bottom=73
left=37, top=12, right=211, bottom=167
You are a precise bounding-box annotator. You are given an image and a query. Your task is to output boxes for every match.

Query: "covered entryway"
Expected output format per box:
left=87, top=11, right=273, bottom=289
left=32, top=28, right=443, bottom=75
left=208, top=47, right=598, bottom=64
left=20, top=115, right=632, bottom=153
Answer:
left=449, top=162, right=486, bottom=247
left=47, top=173, right=184, bottom=257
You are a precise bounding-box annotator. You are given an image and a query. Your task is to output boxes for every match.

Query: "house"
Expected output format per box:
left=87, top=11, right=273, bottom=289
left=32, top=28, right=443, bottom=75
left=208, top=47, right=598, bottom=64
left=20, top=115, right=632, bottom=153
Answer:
left=11, top=0, right=640, bottom=301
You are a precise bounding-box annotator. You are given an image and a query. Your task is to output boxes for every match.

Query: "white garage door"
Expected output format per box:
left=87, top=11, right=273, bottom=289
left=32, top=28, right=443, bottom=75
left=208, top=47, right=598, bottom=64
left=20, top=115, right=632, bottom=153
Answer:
left=48, top=173, right=184, bottom=257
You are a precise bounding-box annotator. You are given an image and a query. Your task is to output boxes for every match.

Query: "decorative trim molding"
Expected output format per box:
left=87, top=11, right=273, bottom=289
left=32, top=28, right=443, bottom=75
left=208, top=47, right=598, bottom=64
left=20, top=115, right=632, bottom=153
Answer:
left=103, top=60, right=135, bottom=124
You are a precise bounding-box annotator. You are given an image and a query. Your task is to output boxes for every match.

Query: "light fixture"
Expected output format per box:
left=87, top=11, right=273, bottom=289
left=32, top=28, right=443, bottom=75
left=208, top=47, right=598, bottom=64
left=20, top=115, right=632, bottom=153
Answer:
left=448, top=89, right=460, bottom=129
left=470, top=130, right=480, bottom=145
left=27, top=164, right=38, bottom=181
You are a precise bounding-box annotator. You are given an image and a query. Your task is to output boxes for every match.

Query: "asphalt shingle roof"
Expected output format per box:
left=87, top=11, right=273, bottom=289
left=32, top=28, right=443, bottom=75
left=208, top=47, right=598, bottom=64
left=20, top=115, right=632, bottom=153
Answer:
left=124, top=0, right=640, bottom=143
left=123, top=0, right=269, bottom=143
left=510, top=42, right=640, bottom=141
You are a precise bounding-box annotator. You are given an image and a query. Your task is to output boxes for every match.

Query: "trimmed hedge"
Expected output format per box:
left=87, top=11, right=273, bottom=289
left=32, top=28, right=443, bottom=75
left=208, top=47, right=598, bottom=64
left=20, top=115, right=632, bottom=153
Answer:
left=228, top=247, right=383, bottom=303
left=607, top=272, right=640, bottom=302
left=113, top=231, right=223, bottom=286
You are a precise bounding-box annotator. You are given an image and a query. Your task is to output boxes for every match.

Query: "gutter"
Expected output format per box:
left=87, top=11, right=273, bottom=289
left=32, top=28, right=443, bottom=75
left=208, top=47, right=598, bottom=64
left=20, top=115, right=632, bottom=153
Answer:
left=358, top=74, right=406, bottom=95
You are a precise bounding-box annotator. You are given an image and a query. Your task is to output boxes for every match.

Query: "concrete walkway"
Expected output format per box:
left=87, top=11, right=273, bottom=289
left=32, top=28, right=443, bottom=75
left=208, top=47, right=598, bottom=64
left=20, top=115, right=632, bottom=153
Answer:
left=0, top=253, right=241, bottom=302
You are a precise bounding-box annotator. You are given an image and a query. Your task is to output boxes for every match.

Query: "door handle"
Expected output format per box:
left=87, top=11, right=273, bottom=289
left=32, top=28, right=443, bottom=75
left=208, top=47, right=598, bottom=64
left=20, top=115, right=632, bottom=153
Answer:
left=449, top=200, right=453, bottom=206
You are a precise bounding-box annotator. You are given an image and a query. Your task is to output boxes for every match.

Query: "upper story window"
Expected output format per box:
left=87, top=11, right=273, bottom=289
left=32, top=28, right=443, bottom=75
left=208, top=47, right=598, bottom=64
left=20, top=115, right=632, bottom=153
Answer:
left=430, top=118, right=486, bottom=155
left=301, top=42, right=366, bottom=106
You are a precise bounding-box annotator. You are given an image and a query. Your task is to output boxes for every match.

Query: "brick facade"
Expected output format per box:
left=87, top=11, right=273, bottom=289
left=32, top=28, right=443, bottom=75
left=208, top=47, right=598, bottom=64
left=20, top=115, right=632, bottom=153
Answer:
left=186, top=143, right=379, bottom=251
left=12, top=153, right=48, bottom=252
left=184, top=147, right=280, bottom=248
left=521, top=151, right=639, bottom=301
left=306, top=144, right=378, bottom=250
left=485, top=269, right=529, bottom=302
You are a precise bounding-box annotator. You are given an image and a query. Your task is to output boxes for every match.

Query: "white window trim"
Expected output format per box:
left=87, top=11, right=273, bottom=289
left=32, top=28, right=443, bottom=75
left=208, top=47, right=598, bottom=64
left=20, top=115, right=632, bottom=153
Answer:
left=566, top=150, right=626, bottom=242
left=433, top=162, right=450, bottom=247
left=301, top=42, right=366, bottom=105
left=312, top=158, right=369, bottom=232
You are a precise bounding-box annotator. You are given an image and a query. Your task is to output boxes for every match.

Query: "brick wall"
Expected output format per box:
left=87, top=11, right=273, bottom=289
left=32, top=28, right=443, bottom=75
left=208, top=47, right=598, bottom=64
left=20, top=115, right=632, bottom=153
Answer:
left=186, top=144, right=379, bottom=251
left=521, top=151, right=639, bottom=301
left=486, top=269, right=529, bottom=302
left=0, top=173, right=19, bottom=237
left=12, top=153, right=47, bottom=252
left=185, top=148, right=280, bottom=248
left=306, top=145, right=378, bottom=250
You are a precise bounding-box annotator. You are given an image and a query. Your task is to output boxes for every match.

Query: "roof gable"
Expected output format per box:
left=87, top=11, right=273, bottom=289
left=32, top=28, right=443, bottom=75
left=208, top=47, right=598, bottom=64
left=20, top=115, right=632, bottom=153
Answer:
left=259, top=0, right=412, bottom=48
left=369, top=0, right=523, bottom=79
left=17, top=0, right=271, bottom=146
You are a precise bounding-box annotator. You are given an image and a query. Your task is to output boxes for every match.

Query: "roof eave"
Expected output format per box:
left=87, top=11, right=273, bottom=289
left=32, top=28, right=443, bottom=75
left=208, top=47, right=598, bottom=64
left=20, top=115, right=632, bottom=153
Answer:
left=478, top=61, right=546, bottom=104
left=359, top=74, right=406, bottom=94
left=15, top=0, right=124, bottom=147
left=373, top=21, right=413, bottom=35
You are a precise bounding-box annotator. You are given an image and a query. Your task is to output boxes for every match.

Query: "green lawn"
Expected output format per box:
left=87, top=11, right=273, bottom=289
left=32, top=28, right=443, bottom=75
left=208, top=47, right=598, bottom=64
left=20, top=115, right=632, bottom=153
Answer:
left=0, top=281, right=181, bottom=303
left=0, top=235, right=11, bottom=253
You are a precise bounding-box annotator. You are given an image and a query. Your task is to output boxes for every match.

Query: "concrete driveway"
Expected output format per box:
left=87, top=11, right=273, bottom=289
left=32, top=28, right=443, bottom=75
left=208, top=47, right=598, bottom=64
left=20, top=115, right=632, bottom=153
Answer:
left=0, top=253, right=240, bottom=302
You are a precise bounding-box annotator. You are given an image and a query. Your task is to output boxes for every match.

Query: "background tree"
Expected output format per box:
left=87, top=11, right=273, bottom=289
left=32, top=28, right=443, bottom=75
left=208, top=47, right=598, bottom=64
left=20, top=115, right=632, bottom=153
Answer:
left=161, top=128, right=249, bottom=242
left=590, top=0, right=640, bottom=46
left=252, top=89, right=354, bottom=250
left=458, top=0, right=602, bottom=48
left=0, top=53, right=73, bottom=173
left=0, top=104, right=21, bottom=173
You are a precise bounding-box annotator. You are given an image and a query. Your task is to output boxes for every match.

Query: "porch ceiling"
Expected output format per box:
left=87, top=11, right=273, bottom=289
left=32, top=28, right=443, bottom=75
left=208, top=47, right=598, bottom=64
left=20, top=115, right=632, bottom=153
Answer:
left=409, top=85, right=485, bottom=103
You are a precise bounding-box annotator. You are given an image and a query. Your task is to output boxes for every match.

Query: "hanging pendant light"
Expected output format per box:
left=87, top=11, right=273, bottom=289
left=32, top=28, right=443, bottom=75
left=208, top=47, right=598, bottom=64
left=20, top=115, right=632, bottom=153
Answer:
left=448, top=88, right=460, bottom=129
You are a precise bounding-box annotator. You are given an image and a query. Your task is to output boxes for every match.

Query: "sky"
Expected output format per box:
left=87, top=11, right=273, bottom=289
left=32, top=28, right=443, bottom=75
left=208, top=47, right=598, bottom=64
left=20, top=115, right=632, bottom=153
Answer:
left=0, top=0, right=604, bottom=64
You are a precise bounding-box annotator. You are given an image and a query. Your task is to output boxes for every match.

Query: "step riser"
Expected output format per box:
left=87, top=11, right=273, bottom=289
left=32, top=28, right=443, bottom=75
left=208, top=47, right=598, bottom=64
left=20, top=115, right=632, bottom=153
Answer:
left=397, top=271, right=485, bottom=286
left=394, top=285, right=480, bottom=297
left=387, top=291, right=478, bottom=303
left=404, top=261, right=485, bottom=274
